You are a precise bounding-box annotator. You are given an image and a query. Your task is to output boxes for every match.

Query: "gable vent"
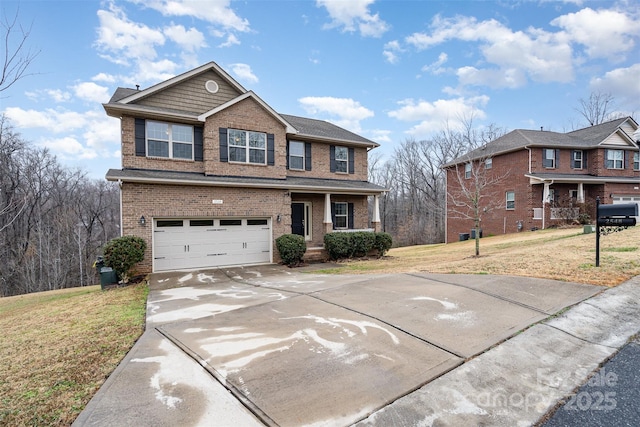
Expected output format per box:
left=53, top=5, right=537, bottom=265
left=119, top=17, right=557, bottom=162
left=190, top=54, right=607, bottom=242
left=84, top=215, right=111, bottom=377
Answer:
left=205, top=80, right=219, bottom=94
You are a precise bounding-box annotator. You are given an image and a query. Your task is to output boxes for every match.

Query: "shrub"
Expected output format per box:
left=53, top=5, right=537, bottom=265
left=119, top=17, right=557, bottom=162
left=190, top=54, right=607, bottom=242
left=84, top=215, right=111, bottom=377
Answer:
left=374, top=232, right=393, bottom=257
left=351, top=231, right=376, bottom=257
left=324, top=232, right=353, bottom=260
left=103, top=235, right=147, bottom=282
left=276, top=234, right=307, bottom=266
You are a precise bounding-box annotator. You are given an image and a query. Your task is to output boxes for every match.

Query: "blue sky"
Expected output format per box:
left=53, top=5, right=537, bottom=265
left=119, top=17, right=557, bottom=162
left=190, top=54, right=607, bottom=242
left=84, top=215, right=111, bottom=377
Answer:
left=2, top=0, right=639, bottom=178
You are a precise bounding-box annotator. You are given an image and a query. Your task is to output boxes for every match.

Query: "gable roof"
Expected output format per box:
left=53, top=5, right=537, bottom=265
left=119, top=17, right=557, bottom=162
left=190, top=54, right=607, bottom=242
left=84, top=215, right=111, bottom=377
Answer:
left=281, top=114, right=378, bottom=148
left=103, top=61, right=379, bottom=148
left=445, top=116, right=639, bottom=167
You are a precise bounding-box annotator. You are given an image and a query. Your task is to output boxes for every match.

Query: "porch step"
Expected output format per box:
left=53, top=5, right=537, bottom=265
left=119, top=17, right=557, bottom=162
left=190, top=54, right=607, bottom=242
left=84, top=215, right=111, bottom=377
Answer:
left=304, top=247, right=328, bottom=263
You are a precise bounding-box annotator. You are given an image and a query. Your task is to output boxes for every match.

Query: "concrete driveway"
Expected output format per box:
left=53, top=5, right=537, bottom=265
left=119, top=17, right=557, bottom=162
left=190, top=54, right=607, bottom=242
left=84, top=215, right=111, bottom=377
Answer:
left=75, top=265, right=622, bottom=427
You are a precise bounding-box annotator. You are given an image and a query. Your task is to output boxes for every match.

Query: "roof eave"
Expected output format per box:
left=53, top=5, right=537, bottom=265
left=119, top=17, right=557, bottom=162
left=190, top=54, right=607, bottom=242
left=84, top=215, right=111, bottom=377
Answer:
left=290, top=132, right=379, bottom=148
left=102, top=103, right=201, bottom=123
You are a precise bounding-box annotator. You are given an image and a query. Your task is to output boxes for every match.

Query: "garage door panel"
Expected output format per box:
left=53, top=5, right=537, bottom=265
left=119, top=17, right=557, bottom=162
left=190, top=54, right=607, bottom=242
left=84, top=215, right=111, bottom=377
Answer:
left=153, top=218, right=271, bottom=272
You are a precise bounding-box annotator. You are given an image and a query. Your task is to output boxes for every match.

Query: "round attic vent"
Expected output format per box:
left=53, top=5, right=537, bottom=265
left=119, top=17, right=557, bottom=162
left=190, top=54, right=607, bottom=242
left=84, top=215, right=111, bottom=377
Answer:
left=205, top=80, right=219, bottom=94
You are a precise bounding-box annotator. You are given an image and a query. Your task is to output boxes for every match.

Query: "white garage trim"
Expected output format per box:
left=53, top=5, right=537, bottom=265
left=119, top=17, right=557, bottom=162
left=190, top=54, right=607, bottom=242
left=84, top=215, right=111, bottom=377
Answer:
left=152, top=217, right=272, bottom=272
left=611, top=196, right=640, bottom=223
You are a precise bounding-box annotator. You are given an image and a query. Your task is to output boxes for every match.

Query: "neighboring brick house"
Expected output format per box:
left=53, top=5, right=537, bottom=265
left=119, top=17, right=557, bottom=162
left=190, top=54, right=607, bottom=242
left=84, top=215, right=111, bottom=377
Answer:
left=104, top=61, right=385, bottom=273
left=444, top=117, right=640, bottom=243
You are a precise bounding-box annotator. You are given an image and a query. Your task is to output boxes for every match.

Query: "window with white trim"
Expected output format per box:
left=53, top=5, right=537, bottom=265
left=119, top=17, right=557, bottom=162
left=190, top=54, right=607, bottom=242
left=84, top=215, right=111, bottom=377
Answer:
left=544, top=149, right=556, bottom=168
left=335, top=146, right=348, bottom=173
left=289, top=141, right=305, bottom=170
left=485, top=158, right=492, bottom=169
left=634, top=152, right=639, bottom=171
left=606, top=149, right=623, bottom=169
left=334, top=202, right=348, bottom=228
left=464, top=163, right=472, bottom=179
left=572, top=150, right=583, bottom=169
left=228, top=129, right=266, bottom=164
left=147, top=121, right=193, bottom=160
left=506, top=191, right=515, bottom=210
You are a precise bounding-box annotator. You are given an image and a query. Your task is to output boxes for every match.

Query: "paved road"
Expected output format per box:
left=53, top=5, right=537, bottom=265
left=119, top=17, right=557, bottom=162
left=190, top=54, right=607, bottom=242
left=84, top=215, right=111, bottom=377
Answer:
left=542, top=334, right=640, bottom=427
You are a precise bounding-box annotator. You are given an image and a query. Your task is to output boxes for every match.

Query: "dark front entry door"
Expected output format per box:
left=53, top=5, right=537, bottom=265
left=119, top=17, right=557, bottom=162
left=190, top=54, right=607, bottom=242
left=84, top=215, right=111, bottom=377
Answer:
left=291, top=203, right=305, bottom=236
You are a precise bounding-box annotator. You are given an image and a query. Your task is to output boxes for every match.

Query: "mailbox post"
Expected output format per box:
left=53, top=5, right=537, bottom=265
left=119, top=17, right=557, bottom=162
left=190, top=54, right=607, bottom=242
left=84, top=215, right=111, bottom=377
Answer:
left=595, top=197, right=638, bottom=267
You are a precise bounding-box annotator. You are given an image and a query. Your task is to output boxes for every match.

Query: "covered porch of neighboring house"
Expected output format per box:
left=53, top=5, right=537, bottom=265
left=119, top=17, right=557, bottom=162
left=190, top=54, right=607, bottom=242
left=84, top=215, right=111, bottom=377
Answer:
left=527, top=174, right=609, bottom=229
left=288, top=187, right=384, bottom=262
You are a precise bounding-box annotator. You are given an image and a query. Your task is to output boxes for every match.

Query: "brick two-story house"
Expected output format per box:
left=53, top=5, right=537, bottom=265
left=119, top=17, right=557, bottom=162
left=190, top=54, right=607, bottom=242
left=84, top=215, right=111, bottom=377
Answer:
left=104, top=61, right=385, bottom=273
left=444, top=117, right=639, bottom=242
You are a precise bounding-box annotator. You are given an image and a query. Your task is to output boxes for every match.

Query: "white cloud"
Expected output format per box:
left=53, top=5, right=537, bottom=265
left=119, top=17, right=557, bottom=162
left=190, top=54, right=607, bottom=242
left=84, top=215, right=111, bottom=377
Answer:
left=551, top=8, right=639, bottom=60
left=163, top=23, right=206, bottom=52
left=317, top=0, right=389, bottom=38
left=404, top=14, right=575, bottom=88
left=388, top=96, right=489, bottom=137
left=218, top=33, right=240, bottom=48
left=369, top=129, right=392, bottom=143
left=92, top=73, right=117, bottom=83
left=383, top=40, right=402, bottom=64
left=590, top=64, right=640, bottom=108
left=298, top=96, right=374, bottom=131
left=228, top=63, right=258, bottom=84
left=73, top=82, right=111, bottom=103
left=39, top=136, right=98, bottom=160
left=132, top=0, right=250, bottom=32
left=422, top=52, right=449, bottom=75
left=95, top=3, right=165, bottom=63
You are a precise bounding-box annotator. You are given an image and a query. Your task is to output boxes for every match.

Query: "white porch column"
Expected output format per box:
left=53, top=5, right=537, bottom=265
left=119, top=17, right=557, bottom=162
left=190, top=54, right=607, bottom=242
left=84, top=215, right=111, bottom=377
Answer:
left=372, top=195, right=380, bottom=223
left=577, top=182, right=585, bottom=203
left=543, top=182, right=551, bottom=204
left=323, top=193, right=333, bottom=230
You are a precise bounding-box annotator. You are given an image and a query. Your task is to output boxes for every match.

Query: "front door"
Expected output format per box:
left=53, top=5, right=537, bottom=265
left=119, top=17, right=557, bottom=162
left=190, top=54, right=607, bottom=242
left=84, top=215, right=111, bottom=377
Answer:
left=291, top=203, right=305, bottom=236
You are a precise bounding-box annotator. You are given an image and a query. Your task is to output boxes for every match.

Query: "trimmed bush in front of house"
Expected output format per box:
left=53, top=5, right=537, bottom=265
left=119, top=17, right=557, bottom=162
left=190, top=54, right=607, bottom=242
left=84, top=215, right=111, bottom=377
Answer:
left=103, top=235, right=147, bottom=282
left=276, top=234, right=307, bottom=266
left=324, top=231, right=393, bottom=260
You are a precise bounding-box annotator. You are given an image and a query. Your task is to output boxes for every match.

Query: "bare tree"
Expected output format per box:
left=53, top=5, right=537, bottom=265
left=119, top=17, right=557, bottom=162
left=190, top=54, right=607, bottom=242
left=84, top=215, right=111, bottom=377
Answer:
left=1, top=8, right=39, bottom=93
left=576, top=92, right=615, bottom=126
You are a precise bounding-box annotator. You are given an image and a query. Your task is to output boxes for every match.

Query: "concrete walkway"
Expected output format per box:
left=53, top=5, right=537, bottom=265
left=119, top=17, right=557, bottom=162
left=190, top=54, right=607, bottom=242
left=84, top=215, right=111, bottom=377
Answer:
left=73, top=266, right=640, bottom=426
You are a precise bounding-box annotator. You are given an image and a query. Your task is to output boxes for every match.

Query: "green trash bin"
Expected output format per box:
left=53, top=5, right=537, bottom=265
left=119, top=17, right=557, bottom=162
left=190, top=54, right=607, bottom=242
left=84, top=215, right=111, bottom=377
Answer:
left=99, top=267, right=117, bottom=289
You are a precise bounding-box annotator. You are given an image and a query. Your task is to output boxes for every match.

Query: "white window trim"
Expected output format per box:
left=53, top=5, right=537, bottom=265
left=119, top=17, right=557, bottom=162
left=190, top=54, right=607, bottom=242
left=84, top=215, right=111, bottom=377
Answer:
left=545, top=149, right=556, bottom=169
left=146, top=121, right=194, bottom=160
left=302, top=202, right=312, bottom=241
left=506, top=191, right=515, bottom=210
left=228, top=129, right=267, bottom=165
left=289, top=141, right=305, bottom=171
left=634, top=152, right=639, bottom=171
left=606, top=149, right=624, bottom=170
left=572, top=150, right=583, bottom=169
left=335, top=146, right=348, bottom=174
left=485, top=158, right=492, bottom=169
left=464, top=163, right=472, bottom=179
left=334, top=202, right=348, bottom=229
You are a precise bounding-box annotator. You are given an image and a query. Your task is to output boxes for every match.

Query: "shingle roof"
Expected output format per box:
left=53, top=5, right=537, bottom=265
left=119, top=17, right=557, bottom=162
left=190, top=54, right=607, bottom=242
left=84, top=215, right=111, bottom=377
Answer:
left=105, top=168, right=386, bottom=194
left=281, top=114, right=378, bottom=147
left=446, top=117, right=638, bottom=166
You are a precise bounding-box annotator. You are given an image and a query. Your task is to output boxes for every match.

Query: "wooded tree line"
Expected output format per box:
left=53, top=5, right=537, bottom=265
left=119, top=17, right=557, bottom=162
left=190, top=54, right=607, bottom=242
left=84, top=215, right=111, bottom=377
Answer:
left=369, top=119, right=505, bottom=247
left=0, top=117, right=120, bottom=296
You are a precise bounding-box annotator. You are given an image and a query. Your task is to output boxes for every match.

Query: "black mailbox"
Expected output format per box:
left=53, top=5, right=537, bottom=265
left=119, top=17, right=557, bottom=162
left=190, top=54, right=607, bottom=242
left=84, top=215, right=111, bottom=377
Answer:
left=598, top=203, right=638, bottom=218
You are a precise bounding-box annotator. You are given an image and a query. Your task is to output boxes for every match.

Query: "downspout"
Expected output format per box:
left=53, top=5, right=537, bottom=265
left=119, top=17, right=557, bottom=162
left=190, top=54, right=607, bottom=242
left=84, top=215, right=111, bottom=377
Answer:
left=444, top=169, right=448, bottom=244
left=118, top=179, right=124, bottom=237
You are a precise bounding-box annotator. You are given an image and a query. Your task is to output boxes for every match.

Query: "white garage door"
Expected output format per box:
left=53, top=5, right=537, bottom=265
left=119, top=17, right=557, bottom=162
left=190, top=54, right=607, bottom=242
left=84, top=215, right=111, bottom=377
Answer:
left=153, top=218, right=271, bottom=272
left=612, top=196, right=640, bottom=222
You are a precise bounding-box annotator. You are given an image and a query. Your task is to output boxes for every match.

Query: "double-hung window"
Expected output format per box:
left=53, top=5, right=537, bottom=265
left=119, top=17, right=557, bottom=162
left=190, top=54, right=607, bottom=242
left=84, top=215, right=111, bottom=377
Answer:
left=335, top=146, right=348, bottom=173
left=147, top=121, right=193, bottom=160
left=544, top=149, right=556, bottom=168
left=485, top=158, right=492, bottom=169
left=606, top=149, right=623, bottom=169
left=289, top=141, right=305, bottom=170
left=506, top=191, right=515, bottom=210
left=228, top=129, right=266, bottom=164
left=572, top=150, right=583, bottom=169
left=634, top=152, right=639, bottom=171
left=464, top=163, right=472, bottom=179
left=334, top=202, right=348, bottom=228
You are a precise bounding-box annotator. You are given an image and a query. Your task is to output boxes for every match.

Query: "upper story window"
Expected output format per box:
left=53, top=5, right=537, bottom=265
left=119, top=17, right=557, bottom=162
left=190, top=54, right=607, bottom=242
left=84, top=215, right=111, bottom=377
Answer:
left=147, top=121, right=193, bottom=160
left=634, top=152, right=639, bottom=171
left=464, top=163, right=472, bottom=179
left=605, top=149, right=624, bottom=169
left=335, top=146, right=348, bottom=173
left=228, top=129, right=266, bottom=164
left=289, top=141, right=305, bottom=170
left=485, top=158, right=492, bottom=169
left=543, top=149, right=557, bottom=169
left=572, top=150, right=583, bottom=169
